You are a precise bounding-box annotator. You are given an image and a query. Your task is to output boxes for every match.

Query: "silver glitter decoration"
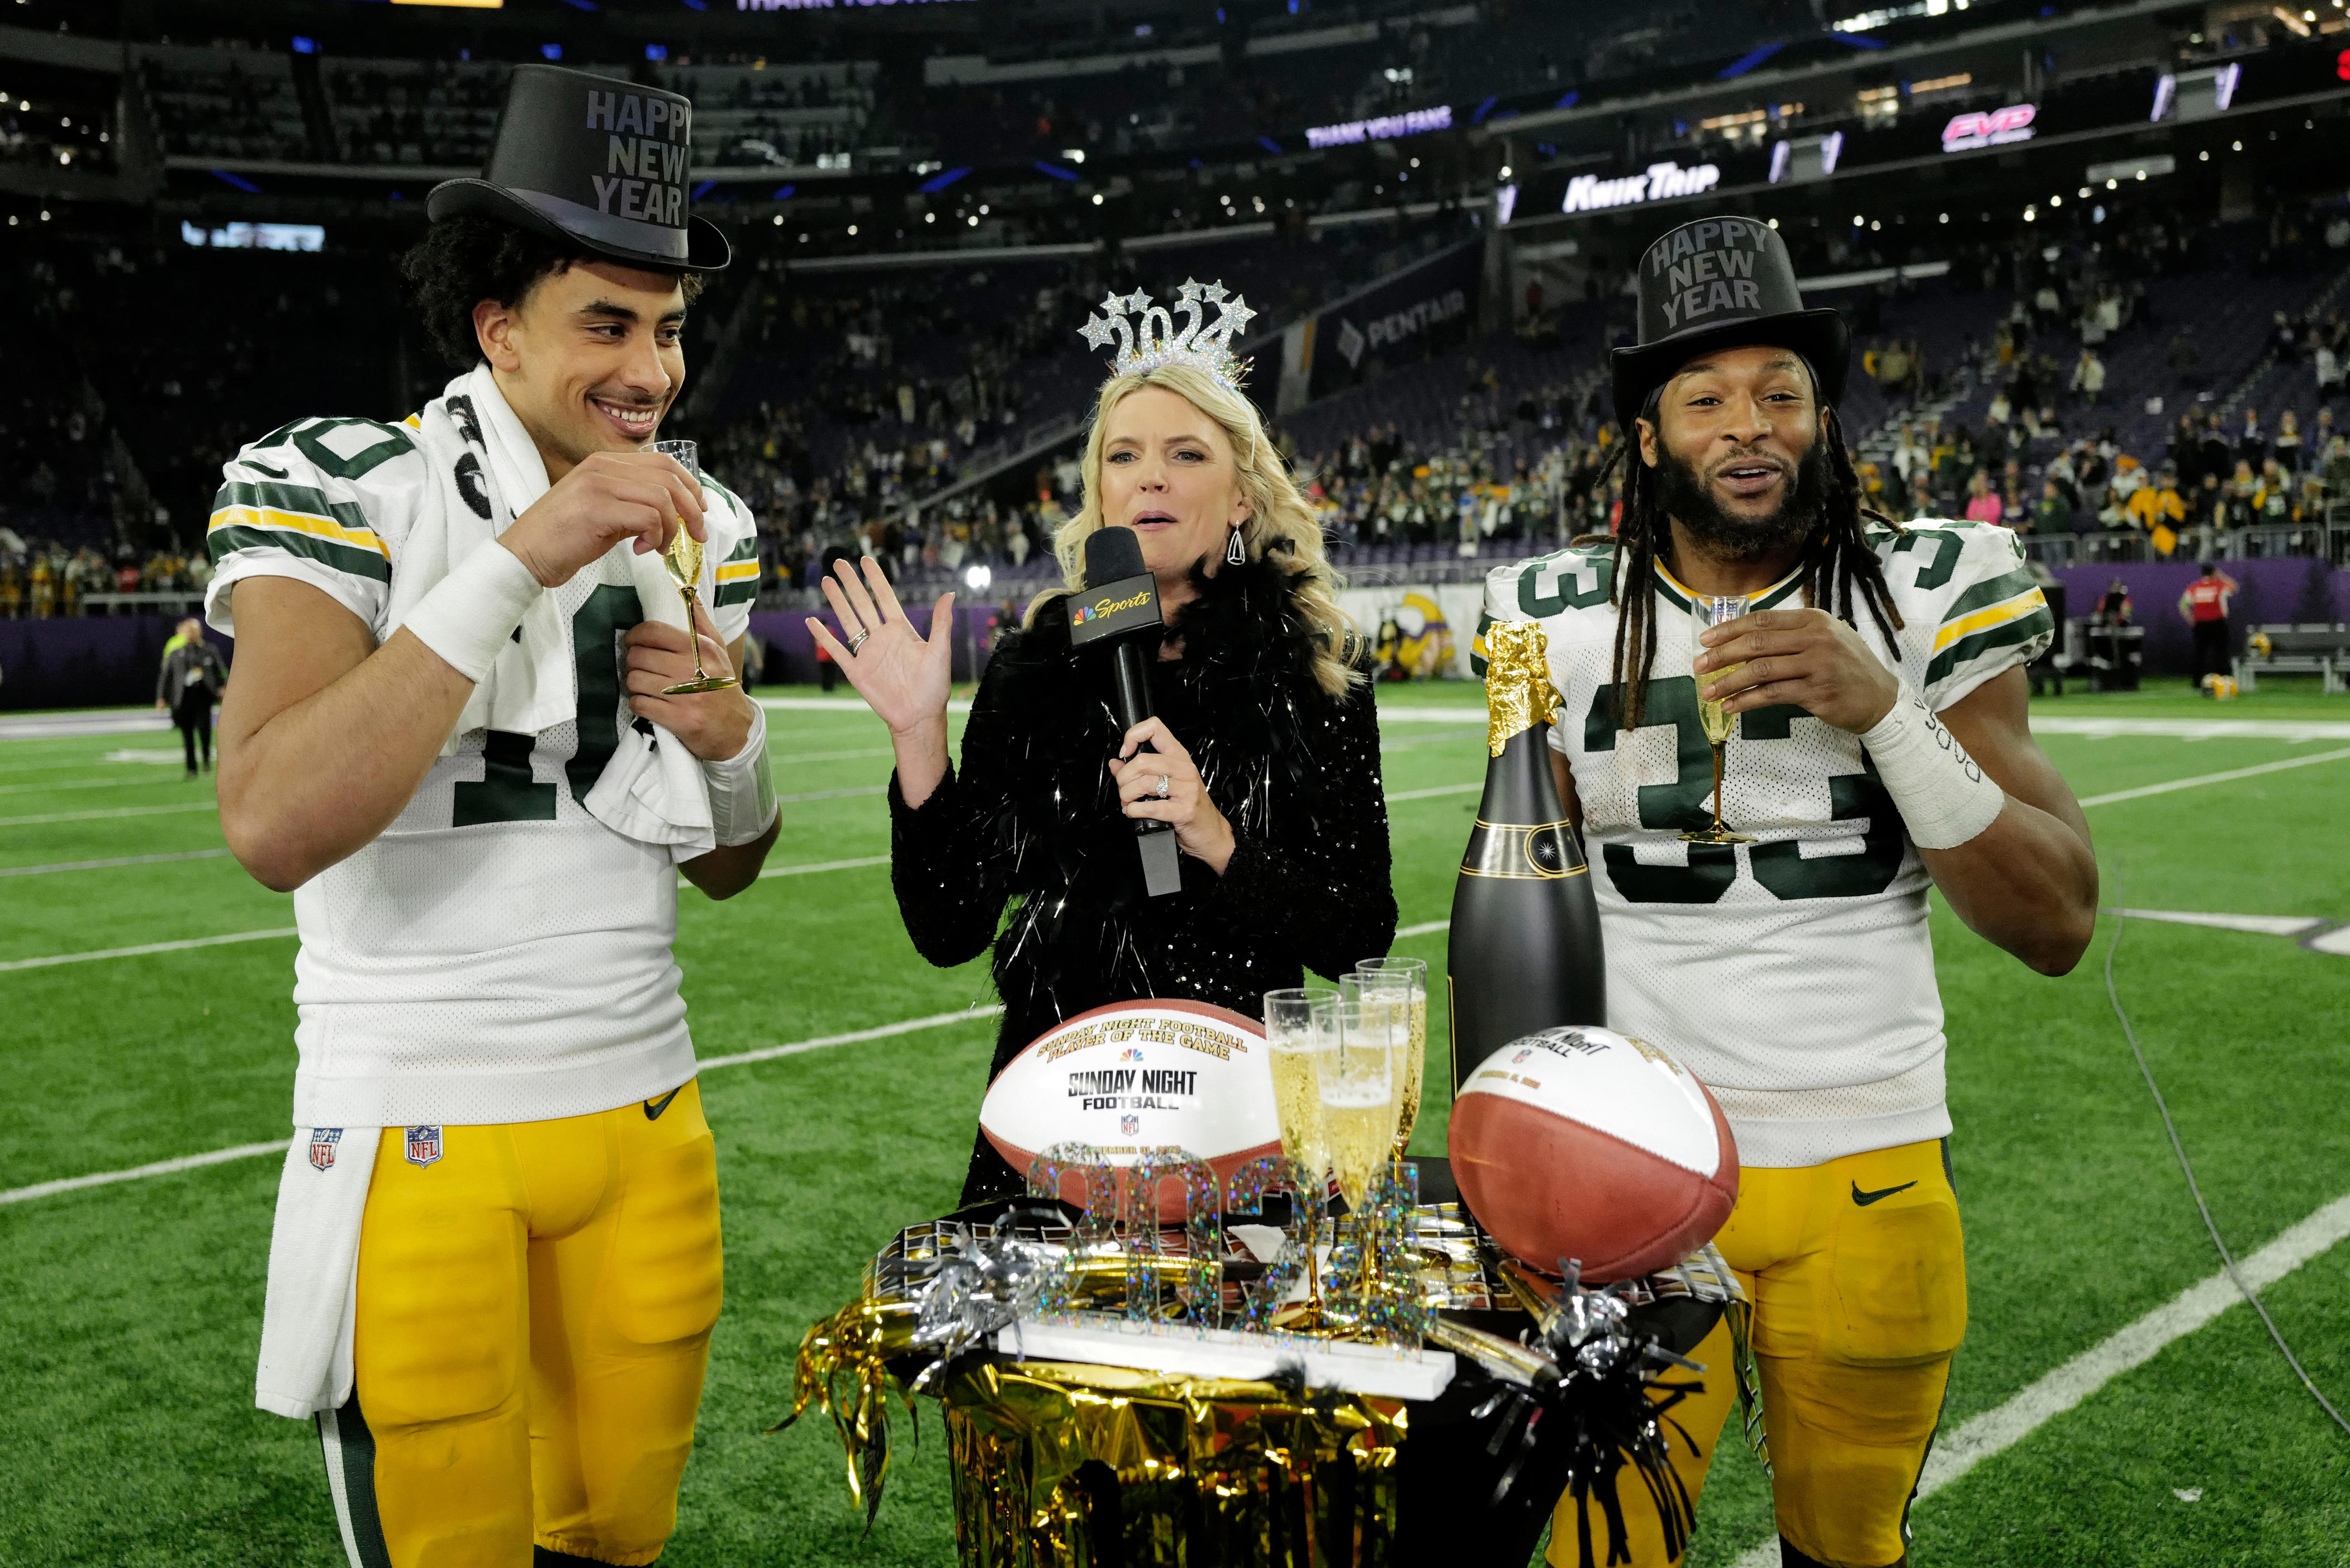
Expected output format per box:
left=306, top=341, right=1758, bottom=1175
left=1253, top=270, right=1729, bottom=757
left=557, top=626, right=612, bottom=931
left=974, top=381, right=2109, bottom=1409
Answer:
left=1078, top=277, right=1256, bottom=391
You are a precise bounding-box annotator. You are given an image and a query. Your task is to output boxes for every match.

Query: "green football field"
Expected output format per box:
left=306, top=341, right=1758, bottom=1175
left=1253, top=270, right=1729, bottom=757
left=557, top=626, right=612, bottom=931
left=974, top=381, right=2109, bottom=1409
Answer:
left=2, top=679, right=2347, bottom=1567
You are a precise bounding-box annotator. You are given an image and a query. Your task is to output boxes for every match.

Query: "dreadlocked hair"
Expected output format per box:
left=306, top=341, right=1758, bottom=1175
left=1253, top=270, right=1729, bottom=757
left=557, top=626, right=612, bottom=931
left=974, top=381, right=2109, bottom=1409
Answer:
left=1597, top=398, right=1906, bottom=731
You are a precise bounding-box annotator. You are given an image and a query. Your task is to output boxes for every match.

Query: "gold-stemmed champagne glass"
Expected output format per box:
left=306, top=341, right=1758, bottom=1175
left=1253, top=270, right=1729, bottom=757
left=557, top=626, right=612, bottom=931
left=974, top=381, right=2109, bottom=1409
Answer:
left=1265, top=987, right=1335, bottom=1322
left=1350, top=958, right=1427, bottom=1158
left=1682, top=592, right=1755, bottom=845
left=1318, top=1001, right=1397, bottom=1216
left=651, top=438, right=737, bottom=696
left=1264, top=987, right=1335, bottom=1194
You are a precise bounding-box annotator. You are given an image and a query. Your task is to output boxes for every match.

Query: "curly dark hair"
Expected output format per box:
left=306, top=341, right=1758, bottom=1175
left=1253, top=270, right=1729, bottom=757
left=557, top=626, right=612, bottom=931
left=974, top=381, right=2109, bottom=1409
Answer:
left=400, top=214, right=706, bottom=369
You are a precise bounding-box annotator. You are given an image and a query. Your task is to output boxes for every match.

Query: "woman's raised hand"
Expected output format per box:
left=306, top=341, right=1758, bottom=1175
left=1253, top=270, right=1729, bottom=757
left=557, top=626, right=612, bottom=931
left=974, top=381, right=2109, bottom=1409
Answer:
left=806, top=558, right=955, bottom=739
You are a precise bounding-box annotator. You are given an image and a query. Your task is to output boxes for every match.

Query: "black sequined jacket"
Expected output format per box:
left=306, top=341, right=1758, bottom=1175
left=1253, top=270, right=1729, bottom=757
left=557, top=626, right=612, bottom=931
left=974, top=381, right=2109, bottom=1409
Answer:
left=887, top=553, right=1398, bottom=1204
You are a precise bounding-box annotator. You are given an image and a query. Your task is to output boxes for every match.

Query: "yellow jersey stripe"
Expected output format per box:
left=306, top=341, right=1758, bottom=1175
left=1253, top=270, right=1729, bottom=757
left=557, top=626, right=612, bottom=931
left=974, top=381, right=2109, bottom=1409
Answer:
left=714, top=559, right=760, bottom=583
left=206, top=505, right=390, bottom=560
left=1654, top=560, right=1802, bottom=605
left=1931, top=588, right=2045, bottom=654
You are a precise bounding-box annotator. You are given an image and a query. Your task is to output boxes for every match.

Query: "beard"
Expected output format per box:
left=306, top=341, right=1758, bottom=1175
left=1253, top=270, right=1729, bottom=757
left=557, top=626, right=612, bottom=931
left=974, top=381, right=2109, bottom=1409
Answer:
left=1651, top=433, right=1829, bottom=564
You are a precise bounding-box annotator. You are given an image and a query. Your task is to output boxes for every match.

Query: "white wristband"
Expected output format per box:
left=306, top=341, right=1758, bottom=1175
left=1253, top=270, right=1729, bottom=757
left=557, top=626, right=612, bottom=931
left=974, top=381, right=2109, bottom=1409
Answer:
left=702, top=701, right=778, bottom=847
left=1859, top=683, right=2006, bottom=850
left=402, top=542, right=544, bottom=682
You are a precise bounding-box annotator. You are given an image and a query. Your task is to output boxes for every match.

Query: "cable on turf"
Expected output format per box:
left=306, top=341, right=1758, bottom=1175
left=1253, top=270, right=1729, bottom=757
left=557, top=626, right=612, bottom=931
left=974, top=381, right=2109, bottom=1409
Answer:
left=2103, top=898, right=2350, bottom=1441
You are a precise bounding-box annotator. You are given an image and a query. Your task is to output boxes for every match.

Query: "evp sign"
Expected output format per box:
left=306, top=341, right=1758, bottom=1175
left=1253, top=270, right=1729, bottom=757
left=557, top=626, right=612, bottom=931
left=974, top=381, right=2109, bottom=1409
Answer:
left=1940, top=103, right=2036, bottom=152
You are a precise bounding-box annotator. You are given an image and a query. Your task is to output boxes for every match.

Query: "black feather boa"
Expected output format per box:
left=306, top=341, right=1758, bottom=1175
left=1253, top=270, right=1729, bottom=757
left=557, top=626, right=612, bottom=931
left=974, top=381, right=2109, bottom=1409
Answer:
left=971, top=551, right=1350, bottom=1046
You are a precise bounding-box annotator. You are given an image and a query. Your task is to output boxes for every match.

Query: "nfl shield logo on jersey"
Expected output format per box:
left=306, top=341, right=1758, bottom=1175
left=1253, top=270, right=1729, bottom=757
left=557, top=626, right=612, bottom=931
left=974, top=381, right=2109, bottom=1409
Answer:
left=308, top=1128, right=342, bottom=1171
left=404, top=1125, right=443, bottom=1168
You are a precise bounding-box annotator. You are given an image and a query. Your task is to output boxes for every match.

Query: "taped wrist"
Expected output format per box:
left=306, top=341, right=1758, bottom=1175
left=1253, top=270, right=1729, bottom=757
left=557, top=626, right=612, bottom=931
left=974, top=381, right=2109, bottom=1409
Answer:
left=1859, top=683, right=2006, bottom=850
left=402, top=542, right=544, bottom=682
left=702, top=702, right=778, bottom=847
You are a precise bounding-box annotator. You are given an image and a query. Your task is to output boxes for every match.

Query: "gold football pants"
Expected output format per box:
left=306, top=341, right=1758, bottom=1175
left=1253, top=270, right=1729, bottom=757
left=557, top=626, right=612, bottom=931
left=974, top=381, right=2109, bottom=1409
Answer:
left=316, top=1081, right=724, bottom=1568
left=1549, top=1138, right=1967, bottom=1568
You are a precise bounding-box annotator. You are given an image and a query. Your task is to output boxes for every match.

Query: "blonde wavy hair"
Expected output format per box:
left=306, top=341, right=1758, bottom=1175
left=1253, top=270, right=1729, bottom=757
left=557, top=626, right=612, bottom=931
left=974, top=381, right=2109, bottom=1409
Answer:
left=1034, top=362, right=1362, bottom=699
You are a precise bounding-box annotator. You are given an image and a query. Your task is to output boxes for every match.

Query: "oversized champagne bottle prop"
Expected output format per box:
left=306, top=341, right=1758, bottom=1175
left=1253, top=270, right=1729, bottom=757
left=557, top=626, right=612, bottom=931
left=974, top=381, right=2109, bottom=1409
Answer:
left=1445, top=620, right=1606, bottom=1094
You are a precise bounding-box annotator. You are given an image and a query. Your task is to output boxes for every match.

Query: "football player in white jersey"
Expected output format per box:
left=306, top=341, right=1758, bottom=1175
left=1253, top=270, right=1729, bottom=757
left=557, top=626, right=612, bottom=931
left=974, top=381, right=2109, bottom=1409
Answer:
left=207, top=68, right=776, bottom=1568
left=1480, top=216, right=2097, bottom=1568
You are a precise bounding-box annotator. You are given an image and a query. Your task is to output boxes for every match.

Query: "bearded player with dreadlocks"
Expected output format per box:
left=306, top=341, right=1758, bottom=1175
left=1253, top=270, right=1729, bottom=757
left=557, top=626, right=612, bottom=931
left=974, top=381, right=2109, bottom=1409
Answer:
left=1478, top=216, right=2099, bottom=1567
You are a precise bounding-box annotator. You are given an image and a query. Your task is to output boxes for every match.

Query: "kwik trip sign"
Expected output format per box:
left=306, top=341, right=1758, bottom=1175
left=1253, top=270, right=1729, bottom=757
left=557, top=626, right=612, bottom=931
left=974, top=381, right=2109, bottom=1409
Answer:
left=1560, top=160, right=1721, bottom=215
left=1941, top=103, right=2036, bottom=151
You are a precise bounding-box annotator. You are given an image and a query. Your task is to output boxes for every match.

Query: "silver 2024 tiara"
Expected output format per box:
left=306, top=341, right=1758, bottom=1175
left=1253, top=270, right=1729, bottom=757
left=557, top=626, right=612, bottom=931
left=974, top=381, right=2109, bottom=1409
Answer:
left=1079, top=279, right=1256, bottom=392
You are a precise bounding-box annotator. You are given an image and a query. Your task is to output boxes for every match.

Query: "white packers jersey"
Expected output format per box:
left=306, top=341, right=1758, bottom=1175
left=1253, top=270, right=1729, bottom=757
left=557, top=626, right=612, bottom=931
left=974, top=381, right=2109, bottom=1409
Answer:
left=1475, top=520, right=2051, bottom=1167
left=203, top=407, right=762, bottom=1130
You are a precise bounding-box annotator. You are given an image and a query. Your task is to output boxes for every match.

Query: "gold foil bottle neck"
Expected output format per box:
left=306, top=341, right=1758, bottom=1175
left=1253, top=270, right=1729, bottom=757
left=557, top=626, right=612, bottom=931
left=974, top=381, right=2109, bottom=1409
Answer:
left=1483, top=620, right=1562, bottom=757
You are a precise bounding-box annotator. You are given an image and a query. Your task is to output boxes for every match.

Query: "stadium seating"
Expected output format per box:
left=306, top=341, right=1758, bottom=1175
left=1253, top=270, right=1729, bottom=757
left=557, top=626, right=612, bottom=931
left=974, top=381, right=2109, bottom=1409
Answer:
left=321, top=56, right=507, bottom=168
left=137, top=44, right=311, bottom=164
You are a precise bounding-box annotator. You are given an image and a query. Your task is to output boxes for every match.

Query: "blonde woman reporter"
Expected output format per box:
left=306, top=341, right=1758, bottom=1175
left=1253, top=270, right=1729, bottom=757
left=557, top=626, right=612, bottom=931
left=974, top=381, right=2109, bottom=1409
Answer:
left=810, top=317, right=1398, bottom=1204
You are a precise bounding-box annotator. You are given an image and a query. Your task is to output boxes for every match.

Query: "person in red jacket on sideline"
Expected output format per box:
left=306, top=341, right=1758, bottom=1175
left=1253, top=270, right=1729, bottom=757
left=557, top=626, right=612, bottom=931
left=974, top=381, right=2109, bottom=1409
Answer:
left=2178, top=561, right=2240, bottom=691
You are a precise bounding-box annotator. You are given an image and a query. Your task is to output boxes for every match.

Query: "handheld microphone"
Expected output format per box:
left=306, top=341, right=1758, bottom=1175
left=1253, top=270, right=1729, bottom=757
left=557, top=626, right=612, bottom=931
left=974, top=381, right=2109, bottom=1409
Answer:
left=1072, top=526, right=1183, bottom=897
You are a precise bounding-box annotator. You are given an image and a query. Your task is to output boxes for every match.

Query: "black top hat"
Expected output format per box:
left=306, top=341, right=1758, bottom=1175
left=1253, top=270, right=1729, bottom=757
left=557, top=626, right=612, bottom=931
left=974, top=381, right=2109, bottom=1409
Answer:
left=1611, top=216, right=1844, bottom=428
left=428, top=63, right=729, bottom=272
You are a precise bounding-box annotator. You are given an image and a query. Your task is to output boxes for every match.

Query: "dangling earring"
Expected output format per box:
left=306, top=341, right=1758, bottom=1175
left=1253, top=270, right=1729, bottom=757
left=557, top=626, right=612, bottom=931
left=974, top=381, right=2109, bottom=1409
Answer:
left=1226, top=522, right=1247, bottom=566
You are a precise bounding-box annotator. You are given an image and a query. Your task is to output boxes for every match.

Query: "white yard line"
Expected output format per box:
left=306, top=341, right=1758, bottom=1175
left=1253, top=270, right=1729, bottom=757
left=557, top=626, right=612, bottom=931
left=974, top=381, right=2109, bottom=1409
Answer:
left=758, top=696, right=974, bottom=715
left=0, top=1002, right=1008, bottom=1204
left=768, top=747, right=898, bottom=764
left=0, top=775, right=200, bottom=799
left=0, top=1141, right=293, bottom=1206
left=2074, top=747, right=2350, bottom=807
left=2031, top=716, right=2350, bottom=742
left=1726, top=1191, right=2350, bottom=1568
left=2107, top=909, right=2327, bottom=937
left=0, top=800, right=220, bottom=828
left=0, top=848, right=235, bottom=878
left=776, top=785, right=889, bottom=804
left=0, top=928, right=297, bottom=972
left=696, top=1005, right=1004, bottom=1071
left=756, top=854, right=891, bottom=879
left=1374, top=708, right=1490, bottom=724
left=1386, top=782, right=1483, bottom=802
left=0, top=711, right=174, bottom=740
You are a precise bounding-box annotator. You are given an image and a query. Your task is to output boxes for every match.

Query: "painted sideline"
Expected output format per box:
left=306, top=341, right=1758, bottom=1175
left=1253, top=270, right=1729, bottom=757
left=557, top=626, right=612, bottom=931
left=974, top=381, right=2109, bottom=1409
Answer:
left=0, top=1001, right=1008, bottom=1204
left=1, top=848, right=235, bottom=878
left=0, top=928, right=298, bottom=973
left=10, top=750, right=2340, bottom=970
left=1725, top=1191, right=2350, bottom=1568
left=2073, top=747, right=2350, bottom=807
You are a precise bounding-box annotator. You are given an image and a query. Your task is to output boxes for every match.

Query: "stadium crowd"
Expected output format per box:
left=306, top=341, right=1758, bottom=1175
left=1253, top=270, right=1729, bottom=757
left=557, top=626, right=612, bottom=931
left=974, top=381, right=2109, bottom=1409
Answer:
left=5, top=202, right=2346, bottom=620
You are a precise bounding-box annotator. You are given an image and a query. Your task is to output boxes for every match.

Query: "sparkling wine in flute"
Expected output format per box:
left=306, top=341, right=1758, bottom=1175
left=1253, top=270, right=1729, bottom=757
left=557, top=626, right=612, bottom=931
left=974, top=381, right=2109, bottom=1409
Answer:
left=1322, top=1086, right=1392, bottom=1213
left=1446, top=620, right=1606, bottom=1095
left=651, top=439, right=737, bottom=697
left=1264, top=987, right=1334, bottom=1187
left=1351, top=959, right=1427, bottom=1156
left=1682, top=593, right=1754, bottom=845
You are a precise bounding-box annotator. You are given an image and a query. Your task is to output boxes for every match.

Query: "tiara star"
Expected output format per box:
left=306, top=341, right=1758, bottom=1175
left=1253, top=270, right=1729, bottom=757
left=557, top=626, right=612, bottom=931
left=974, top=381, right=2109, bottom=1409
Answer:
left=1075, top=278, right=1255, bottom=393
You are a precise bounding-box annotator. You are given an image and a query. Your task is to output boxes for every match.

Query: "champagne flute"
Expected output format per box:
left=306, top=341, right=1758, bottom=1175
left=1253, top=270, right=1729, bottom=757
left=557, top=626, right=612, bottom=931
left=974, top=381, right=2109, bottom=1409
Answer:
left=651, top=438, right=737, bottom=696
left=1264, top=988, right=1335, bottom=1191
left=1318, top=1002, right=1397, bottom=1214
left=1352, top=958, right=1427, bottom=1157
left=1682, top=593, right=1755, bottom=845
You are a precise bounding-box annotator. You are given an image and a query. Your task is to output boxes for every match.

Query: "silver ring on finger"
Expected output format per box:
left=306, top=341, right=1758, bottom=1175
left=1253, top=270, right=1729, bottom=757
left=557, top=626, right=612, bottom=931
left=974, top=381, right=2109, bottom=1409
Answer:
left=1156, top=773, right=1171, bottom=799
left=846, top=629, right=871, bottom=655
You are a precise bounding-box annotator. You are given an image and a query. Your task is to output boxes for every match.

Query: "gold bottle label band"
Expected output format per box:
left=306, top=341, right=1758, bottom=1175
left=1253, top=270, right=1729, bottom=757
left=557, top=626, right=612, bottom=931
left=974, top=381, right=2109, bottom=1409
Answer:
left=1483, top=620, right=1564, bottom=757
left=1458, top=820, right=1588, bottom=880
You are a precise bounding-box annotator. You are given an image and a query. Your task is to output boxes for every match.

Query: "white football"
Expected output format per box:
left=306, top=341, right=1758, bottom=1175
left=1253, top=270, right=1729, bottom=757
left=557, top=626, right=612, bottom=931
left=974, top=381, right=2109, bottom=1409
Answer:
left=980, top=999, right=1279, bottom=1220
left=1449, top=1025, right=1739, bottom=1281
